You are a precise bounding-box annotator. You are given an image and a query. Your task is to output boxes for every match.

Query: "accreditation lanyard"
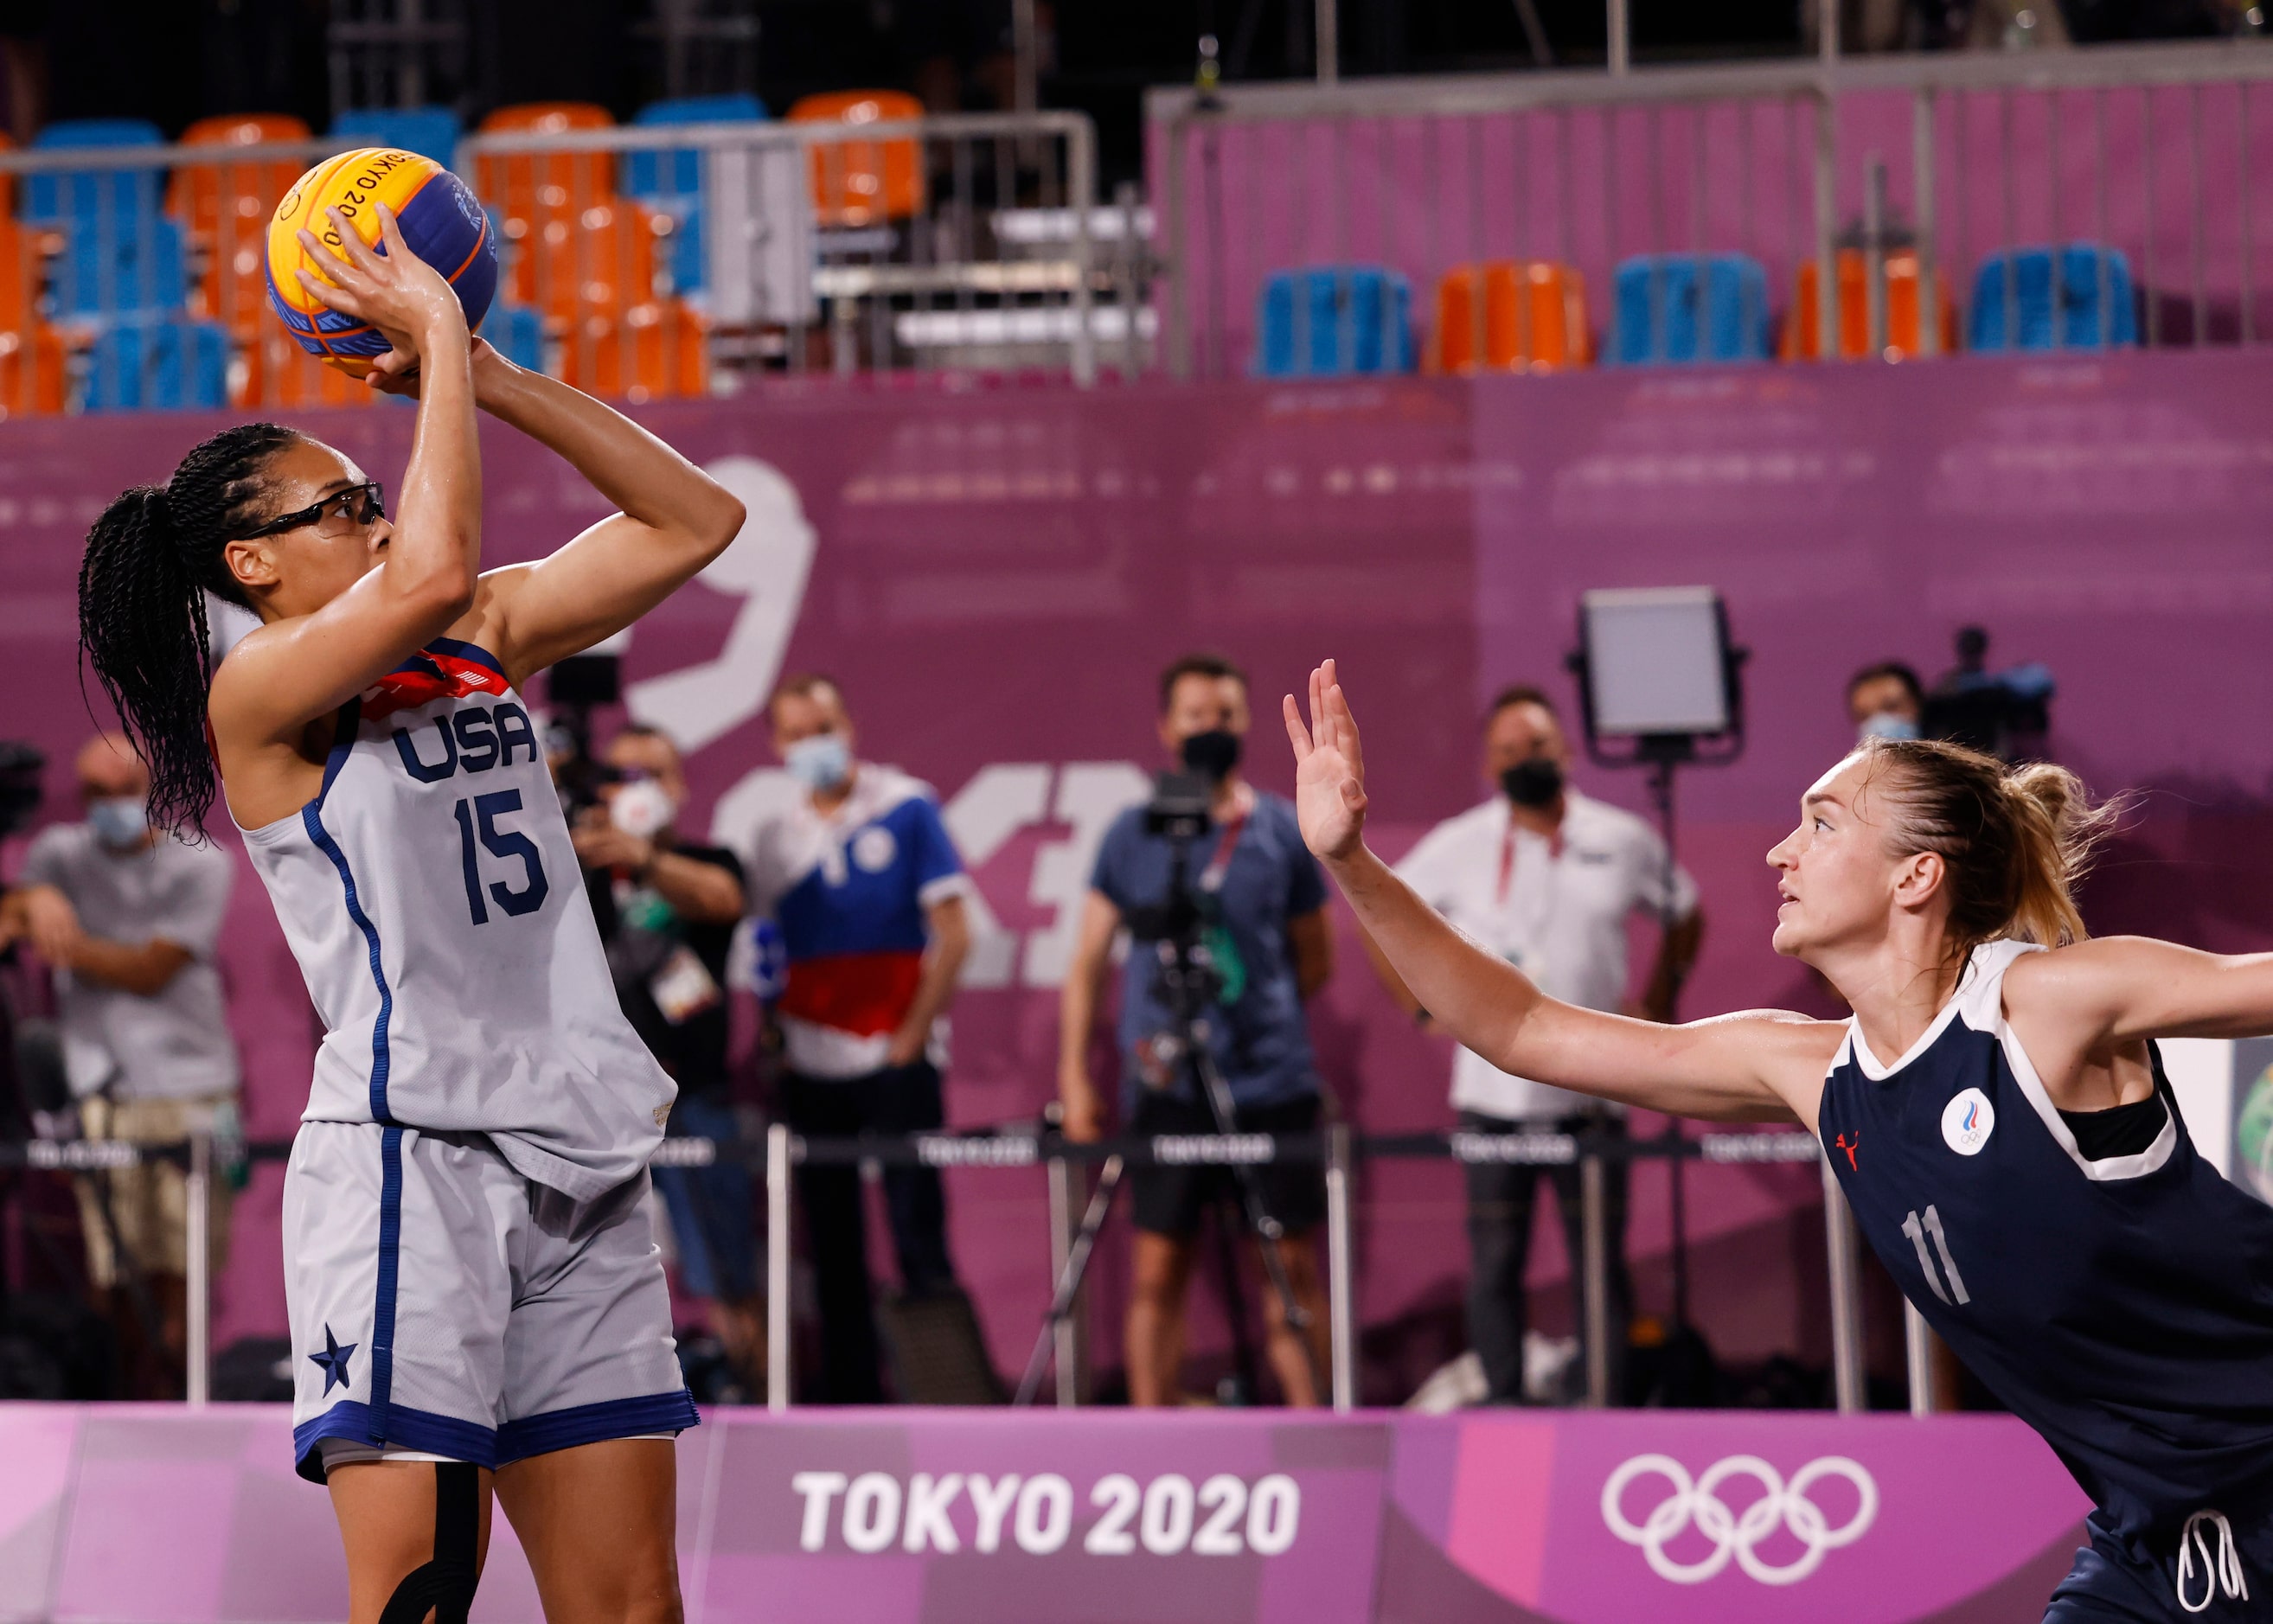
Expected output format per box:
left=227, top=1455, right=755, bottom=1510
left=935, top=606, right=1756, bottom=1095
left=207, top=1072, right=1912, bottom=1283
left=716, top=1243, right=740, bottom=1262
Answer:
left=1200, top=784, right=1254, bottom=894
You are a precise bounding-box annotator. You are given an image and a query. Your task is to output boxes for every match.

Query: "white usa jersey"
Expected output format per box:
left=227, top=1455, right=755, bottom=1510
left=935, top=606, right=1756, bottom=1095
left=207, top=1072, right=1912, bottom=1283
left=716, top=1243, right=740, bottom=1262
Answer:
left=239, top=637, right=672, bottom=1200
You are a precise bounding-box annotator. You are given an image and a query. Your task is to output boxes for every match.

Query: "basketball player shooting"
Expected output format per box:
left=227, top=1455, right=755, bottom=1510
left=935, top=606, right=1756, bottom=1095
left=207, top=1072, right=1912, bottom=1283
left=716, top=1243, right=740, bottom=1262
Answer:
left=76, top=205, right=746, bottom=1621
left=1288, top=659, right=2273, bottom=1622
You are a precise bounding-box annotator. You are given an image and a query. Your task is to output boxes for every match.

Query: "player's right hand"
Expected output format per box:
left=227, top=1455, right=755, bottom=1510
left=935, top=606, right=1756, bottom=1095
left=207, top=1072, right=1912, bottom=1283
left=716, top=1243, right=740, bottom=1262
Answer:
left=297, top=202, right=469, bottom=362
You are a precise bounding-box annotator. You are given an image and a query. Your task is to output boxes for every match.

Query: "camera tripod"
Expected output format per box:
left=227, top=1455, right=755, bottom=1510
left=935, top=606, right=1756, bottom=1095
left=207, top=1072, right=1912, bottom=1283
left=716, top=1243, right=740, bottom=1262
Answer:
left=1015, top=812, right=1322, bottom=1406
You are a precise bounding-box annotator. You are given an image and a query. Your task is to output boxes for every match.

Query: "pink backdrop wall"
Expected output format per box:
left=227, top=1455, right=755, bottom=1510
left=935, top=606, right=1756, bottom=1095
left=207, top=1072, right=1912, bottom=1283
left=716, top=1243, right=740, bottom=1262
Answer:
left=7, top=349, right=2273, bottom=1394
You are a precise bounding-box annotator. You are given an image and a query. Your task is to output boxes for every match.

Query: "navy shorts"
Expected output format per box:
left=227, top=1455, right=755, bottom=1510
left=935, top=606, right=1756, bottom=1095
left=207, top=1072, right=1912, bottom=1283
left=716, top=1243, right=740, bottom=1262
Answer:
left=1126, top=1090, right=1326, bottom=1240
left=2046, top=1507, right=2273, bottom=1622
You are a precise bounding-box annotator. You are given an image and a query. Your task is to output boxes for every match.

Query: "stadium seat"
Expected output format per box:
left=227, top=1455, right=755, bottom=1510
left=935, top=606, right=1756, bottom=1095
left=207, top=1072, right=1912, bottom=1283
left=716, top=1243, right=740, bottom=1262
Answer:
left=1968, top=245, right=2138, bottom=352
left=0, top=323, right=67, bottom=417
left=1252, top=265, right=1417, bottom=378
left=1782, top=249, right=1960, bottom=361
left=235, top=331, right=375, bottom=410
left=82, top=316, right=230, bottom=412
left=330, top=107, right=463, bottom=166
left=1432, top=261, right=1591, bottom=374
left=170, top=114, right=314, bottom=335
left=23, top=118, right=166, bottom=229
left=479, top=302, right=546, bottom=372
left=503, top=193, right=663, bottom=320
left=476, top=102, right=617, bottom=232
left=54, top=214, right=189, bottom=318
left=559, top=298, right=709, bottom=402
left=789, top=90, right=925, bottom=228
left=1610, top=253, right=1772, bottom=365
left=624, top=93, right=767, bottom=293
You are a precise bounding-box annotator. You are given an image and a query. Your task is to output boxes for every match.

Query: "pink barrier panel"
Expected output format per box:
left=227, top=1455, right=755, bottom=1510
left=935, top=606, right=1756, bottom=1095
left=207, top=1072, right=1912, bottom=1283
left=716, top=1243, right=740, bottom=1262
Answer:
left=0, top=1403, right=2090, bottom=1622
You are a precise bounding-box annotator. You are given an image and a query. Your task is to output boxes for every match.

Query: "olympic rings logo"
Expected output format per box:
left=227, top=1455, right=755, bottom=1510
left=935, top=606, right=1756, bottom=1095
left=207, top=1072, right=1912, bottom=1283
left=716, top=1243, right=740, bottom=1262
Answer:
left=1600, top=1454, right=1879, bottom=1586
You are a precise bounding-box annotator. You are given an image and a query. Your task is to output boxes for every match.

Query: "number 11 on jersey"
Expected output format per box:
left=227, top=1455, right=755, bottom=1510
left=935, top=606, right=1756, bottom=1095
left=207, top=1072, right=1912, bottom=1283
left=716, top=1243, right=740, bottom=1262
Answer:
left=1902, top=1205, right=1971, bottom=1306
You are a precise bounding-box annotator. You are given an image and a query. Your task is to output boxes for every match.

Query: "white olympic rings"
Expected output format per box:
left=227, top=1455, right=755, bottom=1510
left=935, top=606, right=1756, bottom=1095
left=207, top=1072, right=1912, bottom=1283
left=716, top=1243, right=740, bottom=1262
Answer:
left=1599, top=1453, right=1879, bottom=1586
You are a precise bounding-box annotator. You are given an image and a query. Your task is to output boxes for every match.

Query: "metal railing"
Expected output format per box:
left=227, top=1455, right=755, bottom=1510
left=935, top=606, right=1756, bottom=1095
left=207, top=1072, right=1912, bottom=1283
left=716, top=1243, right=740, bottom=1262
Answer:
left=1149, top=39, right=2273, bottom=377
left=0, top=108, right=1118, bottom=416
left=3, top=1121, right=1871, bottom=1416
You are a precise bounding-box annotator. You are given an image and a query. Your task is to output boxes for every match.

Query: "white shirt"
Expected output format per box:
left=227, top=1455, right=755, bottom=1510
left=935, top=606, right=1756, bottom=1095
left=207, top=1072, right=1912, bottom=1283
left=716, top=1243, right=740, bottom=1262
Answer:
left=21, top=822, right=241, bottom=1103
left=1393, top=788, right=1698, bottom=1121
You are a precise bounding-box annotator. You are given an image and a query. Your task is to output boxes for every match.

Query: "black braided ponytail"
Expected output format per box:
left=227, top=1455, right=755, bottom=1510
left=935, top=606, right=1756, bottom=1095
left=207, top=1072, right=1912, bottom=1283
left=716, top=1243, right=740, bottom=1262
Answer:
left=79, top=422, right=302, bottom=835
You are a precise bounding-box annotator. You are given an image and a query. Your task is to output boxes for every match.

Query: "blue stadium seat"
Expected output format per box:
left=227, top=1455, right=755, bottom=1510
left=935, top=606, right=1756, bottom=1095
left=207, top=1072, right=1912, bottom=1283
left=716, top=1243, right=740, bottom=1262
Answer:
left=1252, top=265, right=1417, bottom=378
left=55, top=214, right=189, bottom=318
left=1610, top=254, right=1772, bottom=365
left=330, top=107, right=463, bottom=166
left=623, top=93, right=767, bottom=293
left=480, top=302, right=545, bottom=371
left=82, top=317, right=230, bottom=412
left=23, top=118, right=166, bottom=229
left=1969, top=245, right=2138, bottom=352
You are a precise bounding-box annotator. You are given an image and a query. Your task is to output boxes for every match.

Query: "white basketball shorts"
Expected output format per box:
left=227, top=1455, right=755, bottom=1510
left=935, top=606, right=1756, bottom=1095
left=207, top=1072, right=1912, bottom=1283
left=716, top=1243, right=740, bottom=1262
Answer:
left=284, top=1121, right=696, bottom=1483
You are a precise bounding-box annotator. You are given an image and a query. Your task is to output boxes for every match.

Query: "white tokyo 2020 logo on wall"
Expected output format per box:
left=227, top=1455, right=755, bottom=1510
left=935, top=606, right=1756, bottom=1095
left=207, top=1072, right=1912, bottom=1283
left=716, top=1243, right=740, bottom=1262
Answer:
left=1600, top=1454, right=1879, bottom=1585
left=1942, top=1088, right=1996, bottom=1155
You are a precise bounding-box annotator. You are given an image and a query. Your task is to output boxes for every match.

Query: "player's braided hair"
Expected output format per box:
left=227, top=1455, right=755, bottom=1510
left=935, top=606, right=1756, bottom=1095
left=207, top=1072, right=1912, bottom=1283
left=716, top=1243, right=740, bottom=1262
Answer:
left=1855, top=736, right=2127, bottom=959
left=79, top=422, right=303, bottom=837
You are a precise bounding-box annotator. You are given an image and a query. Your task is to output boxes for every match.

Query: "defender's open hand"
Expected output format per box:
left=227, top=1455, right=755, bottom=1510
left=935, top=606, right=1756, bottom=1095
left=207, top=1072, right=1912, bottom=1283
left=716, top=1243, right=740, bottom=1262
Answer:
left=1284, top=658, right=1369, bottom=862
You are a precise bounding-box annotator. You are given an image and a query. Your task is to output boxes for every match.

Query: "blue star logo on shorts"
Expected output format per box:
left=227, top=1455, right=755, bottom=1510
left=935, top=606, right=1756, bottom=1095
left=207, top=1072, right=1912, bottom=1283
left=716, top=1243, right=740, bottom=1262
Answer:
left=309, top=1325, right=357, bottom=1397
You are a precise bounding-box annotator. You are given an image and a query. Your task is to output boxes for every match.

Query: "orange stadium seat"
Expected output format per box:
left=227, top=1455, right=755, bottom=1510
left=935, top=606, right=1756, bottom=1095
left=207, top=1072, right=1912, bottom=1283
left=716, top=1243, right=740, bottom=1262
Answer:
left=0, top=323, right=67, bottom=417
left=789, top=91, right=925, bottom=228
left=1782, top=248, right=1961, bottom=361
left=171, top=114, right=314, bottom=334
left=507, top=193, right=663, bottom=319
left=1432, top=260, right=1591, bottom=374
left=236, top=329, right=376, bottom=410
left=475, top=102, right=616, bottom=251
left=559, top=298, right=709, bottom=402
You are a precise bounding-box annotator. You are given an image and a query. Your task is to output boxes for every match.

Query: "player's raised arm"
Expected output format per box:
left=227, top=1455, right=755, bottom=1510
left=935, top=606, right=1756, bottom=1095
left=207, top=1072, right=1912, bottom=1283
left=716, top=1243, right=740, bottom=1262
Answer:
left=455, top=351, right=747, bottom=687
left=1285, top=660, right=1827, bottom=1125
left=208, top=205, right=482, bottom=739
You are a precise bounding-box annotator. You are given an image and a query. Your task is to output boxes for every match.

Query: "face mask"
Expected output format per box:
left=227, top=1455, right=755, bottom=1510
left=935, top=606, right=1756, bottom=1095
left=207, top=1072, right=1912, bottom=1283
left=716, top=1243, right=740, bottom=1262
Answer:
left=609, top=777, right=677, bottom=840
left=1181, top=728, right=1243, bottom=783
left=784, top=731, right=852, bottom=791
left=87, top=796, right=148, bottom=848
left=1501, top=758, right=1565, bottom=809
left=1858, top=711, right=1922, bottom=743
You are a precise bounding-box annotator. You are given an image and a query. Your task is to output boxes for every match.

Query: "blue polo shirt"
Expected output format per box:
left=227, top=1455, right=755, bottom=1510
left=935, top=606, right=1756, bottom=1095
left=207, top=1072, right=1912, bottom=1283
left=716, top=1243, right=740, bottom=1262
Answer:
left=1088, top=791, right=1327, bottom=1109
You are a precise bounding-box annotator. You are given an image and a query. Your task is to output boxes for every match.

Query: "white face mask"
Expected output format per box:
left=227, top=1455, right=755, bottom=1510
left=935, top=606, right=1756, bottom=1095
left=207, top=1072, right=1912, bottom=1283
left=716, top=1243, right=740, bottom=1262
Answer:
left=87, top=796, right=149, bottom=848
left=784, top=731, right=852, bottom=791
left=609, top=777, right=678, bottom=840
left=1858, top=711, right=1922, bottom=744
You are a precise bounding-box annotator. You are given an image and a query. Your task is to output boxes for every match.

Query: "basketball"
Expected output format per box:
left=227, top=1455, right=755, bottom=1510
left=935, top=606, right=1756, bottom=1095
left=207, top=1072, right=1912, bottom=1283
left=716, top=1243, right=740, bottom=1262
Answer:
left=265, top=147, right=497, bottom=376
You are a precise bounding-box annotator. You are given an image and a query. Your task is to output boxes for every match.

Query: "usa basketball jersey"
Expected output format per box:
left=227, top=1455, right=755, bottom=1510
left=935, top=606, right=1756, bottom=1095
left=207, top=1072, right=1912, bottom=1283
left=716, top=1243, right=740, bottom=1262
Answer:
left=240, top=637, right=673, bottom=1200
left=1819, top=939, right=2273, bottom=1540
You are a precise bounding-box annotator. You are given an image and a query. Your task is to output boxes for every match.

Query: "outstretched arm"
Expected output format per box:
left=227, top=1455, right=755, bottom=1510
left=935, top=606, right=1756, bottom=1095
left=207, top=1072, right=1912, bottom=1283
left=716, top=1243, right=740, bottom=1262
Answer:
left=2006, top=936, right=2273, bottom=1090
left=455, top=355, right=747, bottom=686
left=1284, top=662, right=1831, bottom=1125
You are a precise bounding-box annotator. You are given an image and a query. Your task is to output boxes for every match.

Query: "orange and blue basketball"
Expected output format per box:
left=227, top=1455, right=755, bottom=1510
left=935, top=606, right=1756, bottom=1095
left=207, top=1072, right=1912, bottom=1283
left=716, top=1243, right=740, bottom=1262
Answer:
left=265, top=147, right=496, bottom=377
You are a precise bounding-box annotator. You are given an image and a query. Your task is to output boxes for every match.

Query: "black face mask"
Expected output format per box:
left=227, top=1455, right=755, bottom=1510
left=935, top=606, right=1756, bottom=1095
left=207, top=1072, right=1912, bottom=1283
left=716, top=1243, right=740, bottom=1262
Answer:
left=1501, top=758, right=1565, bottom=809
left=1181, top=729, right=1243, bottom=783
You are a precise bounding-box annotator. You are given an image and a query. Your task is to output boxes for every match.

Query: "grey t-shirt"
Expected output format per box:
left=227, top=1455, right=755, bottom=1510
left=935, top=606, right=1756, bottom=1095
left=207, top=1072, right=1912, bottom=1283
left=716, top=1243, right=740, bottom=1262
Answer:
left=20, top=823, right=240, bottom=1102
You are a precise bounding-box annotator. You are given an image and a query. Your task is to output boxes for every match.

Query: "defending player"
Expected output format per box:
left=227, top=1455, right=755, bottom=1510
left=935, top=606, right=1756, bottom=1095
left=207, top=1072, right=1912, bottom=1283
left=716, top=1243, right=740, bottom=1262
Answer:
left=76, top=205, right=746, bottom=1622
left=1287, top=659, right=2273, bottom=1622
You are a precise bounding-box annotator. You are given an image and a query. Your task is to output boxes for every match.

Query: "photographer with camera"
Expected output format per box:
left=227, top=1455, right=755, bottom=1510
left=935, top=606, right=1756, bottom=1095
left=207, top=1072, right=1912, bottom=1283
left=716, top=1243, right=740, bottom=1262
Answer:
left=567, top=723, right=761, bottom=1393
left=1059, top=653, right=1336, bottom=1408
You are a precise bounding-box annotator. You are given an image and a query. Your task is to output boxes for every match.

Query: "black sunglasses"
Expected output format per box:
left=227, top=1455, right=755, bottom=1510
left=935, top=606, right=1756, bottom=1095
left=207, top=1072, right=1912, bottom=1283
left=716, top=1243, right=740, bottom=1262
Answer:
left=240, top=481, right=387, bottom=540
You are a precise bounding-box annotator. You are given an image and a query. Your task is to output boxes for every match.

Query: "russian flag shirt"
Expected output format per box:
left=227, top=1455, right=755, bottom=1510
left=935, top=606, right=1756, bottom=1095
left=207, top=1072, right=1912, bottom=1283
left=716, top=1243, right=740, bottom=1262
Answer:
left=743, top=764, right=971, bottom=1079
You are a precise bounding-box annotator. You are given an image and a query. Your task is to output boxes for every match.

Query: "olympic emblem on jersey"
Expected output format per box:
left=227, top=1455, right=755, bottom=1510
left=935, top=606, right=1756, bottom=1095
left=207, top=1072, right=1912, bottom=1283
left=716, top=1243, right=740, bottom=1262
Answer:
left=851, top=826, right=898, bottom=874
left=1600, top=1453, right=1878, bottom=1586
left=1941, top=1087, right=1995, bottom=1156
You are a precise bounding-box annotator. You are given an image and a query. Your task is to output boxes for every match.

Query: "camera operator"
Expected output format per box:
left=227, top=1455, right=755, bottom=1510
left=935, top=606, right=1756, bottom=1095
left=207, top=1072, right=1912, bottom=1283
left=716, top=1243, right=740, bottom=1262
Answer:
left=567, top=723, right=762, bottom=1392
left=1059, top=653, right=1336, bottom=1408
left=743, top=675, right=976, bottom=1403
left=0, top=732, right=240, bottom=1397
left=1370, top=687, right=1700, bottom=1406
left=1847, top=661, right=1925, bottom=743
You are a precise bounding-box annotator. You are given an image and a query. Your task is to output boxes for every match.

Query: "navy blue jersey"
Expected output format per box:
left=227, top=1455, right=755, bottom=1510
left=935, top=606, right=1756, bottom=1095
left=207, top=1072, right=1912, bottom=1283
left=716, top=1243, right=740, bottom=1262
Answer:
left=1819, top=940, right=2273, bottom=1542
